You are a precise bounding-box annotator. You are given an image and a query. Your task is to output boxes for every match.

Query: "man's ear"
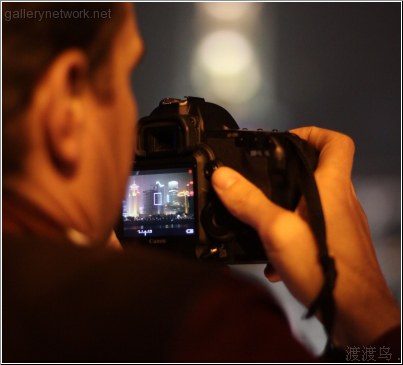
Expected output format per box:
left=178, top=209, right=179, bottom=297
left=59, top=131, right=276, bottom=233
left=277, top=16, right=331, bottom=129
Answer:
left=37, top=50, right=89, bottom=176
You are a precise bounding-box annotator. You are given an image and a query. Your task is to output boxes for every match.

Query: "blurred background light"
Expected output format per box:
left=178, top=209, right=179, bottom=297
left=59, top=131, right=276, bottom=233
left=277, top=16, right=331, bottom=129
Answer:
left=197, top=30, right=253, bottom=76
left=198, top=2, right=260, bottom=22
left=191, top=30, right=261, bottom=104
left=190, top=2, right=270, bottom=118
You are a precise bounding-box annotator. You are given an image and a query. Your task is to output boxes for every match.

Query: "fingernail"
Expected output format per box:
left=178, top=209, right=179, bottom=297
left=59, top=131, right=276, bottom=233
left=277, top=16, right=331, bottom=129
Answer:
left=212, top=167, right=239, bottom=190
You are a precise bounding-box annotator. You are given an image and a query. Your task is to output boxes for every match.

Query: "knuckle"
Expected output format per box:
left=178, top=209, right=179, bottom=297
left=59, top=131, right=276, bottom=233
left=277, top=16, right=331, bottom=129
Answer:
left=338, top=133, right=356, bottom=154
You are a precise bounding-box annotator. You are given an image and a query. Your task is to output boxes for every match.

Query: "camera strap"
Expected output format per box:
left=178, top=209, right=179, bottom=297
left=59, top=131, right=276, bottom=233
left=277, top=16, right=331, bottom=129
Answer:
left=286, top=133, right=337, bottom=352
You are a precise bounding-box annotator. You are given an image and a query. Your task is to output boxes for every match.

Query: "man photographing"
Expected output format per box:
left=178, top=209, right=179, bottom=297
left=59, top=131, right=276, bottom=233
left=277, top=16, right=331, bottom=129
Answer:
left=2, top=3, right=400, bottom=362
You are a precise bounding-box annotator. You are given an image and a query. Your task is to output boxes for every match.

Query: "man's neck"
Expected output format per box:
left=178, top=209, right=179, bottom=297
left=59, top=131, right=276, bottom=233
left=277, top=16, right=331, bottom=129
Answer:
left=3, top=186, right=67, bottom=238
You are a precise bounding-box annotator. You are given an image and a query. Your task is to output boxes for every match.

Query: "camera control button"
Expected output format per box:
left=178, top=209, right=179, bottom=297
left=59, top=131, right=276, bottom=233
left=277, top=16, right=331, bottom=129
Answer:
left=159, top=97, right=181, bottom=105
left=201, top=200, right=236, bottom=241
left=204, top=160, right=224, bottom=178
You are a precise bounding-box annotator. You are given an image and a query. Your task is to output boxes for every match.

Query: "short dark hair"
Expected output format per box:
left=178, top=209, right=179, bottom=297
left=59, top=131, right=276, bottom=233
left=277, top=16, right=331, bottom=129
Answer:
left=2, top=2, right=127, bottom=174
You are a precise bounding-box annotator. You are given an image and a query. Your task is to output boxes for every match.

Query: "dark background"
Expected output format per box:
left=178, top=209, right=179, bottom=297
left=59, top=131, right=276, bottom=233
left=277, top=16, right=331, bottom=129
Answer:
left=133, top=2, right=400, bottom=176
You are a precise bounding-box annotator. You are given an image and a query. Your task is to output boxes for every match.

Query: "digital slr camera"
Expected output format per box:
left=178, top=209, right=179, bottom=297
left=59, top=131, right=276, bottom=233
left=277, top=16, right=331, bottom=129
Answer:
left=116, top=97, right=318, bottom=264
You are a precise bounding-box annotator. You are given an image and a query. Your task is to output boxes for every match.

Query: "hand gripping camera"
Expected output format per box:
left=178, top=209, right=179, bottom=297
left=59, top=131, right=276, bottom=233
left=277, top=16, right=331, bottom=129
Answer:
left=116, top=97, right=318, bottom=264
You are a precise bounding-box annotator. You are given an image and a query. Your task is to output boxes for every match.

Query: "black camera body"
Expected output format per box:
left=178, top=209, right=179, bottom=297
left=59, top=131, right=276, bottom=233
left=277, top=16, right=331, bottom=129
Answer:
left=116, top=97, right=318, bottom=264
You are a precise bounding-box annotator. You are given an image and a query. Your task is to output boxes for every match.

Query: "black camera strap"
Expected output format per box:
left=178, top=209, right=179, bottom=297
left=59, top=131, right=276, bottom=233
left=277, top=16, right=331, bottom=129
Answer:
left=286, top=133, right=337, bottom=353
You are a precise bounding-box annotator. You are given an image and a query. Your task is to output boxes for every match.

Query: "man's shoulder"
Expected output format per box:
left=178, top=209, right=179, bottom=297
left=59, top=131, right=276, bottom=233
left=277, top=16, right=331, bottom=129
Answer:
left=3, top=233, right=299, bottom=362
left=3, top=233, right=225, bottom=296
left=3, top=234, right=219, bottom=360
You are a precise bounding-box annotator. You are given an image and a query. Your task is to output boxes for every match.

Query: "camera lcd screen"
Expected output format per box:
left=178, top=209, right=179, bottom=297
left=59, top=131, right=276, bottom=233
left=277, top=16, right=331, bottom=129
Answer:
left=122, top=167, right=196, bottom=238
